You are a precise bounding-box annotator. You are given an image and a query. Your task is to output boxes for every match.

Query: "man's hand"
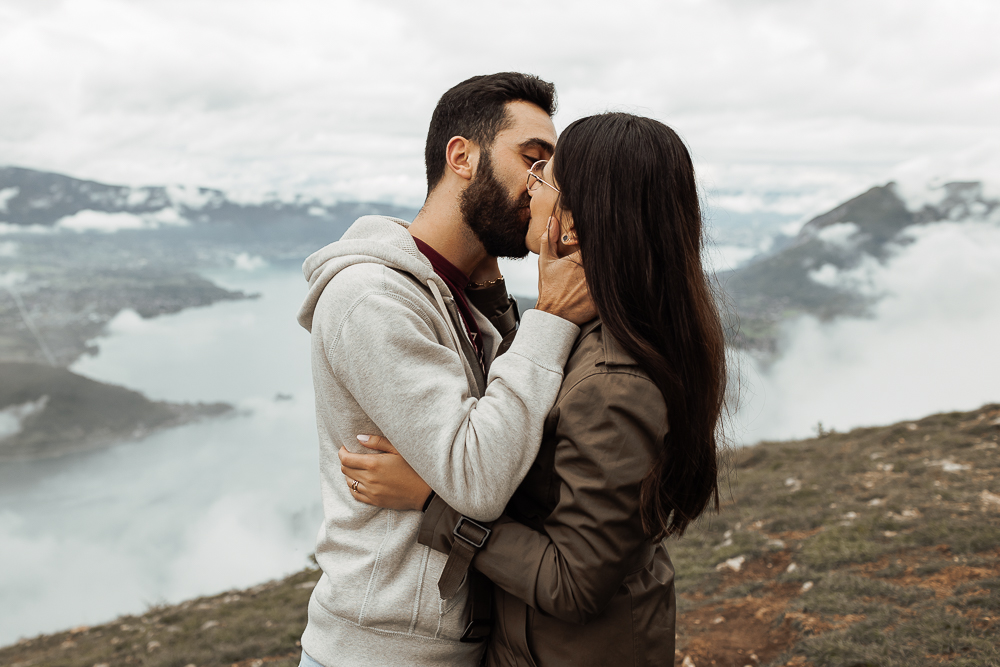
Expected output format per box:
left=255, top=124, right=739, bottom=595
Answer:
left=534, top=217, right=597, bottom=326
left=339, top=435, right=433, bottom=511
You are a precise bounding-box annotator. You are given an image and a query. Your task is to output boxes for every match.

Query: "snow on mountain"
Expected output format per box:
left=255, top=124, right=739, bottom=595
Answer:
left=0, top=166, right=414, bottom=233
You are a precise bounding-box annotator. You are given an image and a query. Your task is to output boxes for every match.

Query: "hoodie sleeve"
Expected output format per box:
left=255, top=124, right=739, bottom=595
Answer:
left=326, top=290, right=578, bottom=521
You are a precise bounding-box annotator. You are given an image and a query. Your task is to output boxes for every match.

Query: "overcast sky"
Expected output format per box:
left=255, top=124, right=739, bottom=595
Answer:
left=1, top=0, right=998, bottom=216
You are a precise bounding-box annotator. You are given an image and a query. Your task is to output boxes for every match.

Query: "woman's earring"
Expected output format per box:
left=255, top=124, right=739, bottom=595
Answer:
left=562, top=234, right=569, bottom=243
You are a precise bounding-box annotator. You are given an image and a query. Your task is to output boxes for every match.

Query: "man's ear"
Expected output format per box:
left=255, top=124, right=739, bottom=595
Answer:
left=445, top=136, right=478, bottom=182
left=558, top=210, right=579, bottom=248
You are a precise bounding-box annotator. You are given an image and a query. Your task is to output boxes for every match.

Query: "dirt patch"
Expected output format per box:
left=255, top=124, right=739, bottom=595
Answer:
left=850, top=545, right=1000, bottom=598
left=677, top=579, right=801, bottom=666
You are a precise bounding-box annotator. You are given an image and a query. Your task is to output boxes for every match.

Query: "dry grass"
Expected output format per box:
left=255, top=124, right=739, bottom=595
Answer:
left=671, top=403, right=1000, bottom=667
left=0, top=569, right=320, bottom=667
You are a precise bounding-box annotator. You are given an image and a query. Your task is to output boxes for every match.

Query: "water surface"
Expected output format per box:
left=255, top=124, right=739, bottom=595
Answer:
left=0, top=266, right=323, bottom=645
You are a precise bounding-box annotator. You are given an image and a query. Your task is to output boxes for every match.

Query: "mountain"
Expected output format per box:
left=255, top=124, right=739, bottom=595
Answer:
left=0, top=362, right=230, bottom=461
left=0, top=165, right=415, bottom=231
left=0, top=167, right=420, bottom=366
left=0, top=167, right=420, bottom=457
left=723, top=181, right=1000, bottom=351
left=0, top=166, right=419, bottom=264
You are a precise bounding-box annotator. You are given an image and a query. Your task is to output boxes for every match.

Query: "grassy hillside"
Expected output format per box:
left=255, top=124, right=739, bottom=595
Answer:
left=2, top=404, right=998, bottom=667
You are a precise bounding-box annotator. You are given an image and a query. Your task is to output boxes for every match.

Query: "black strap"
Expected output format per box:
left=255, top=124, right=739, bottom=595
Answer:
left=494, top=296, right=519, bottom=335
left=438, top=516, right=491, bottom=599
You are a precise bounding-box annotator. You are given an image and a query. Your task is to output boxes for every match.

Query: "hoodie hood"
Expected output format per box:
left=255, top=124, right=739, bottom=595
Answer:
left=297, top=215, right=455, bottom=335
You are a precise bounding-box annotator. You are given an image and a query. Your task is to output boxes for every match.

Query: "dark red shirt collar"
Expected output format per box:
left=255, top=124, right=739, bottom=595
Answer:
left=412, top=237, right=469, bottom=290
left=412, top=236, right=485, bottom=371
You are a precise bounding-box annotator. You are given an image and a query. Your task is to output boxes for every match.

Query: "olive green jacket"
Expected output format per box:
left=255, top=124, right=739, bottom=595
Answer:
left=419, top=320, right=676, bottom=666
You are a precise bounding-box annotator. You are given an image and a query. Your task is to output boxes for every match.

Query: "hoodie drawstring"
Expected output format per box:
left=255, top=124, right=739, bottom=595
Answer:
left=427, top=280, right=466, bottom=356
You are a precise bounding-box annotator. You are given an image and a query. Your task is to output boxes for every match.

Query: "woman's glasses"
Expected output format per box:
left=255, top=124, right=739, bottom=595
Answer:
left=526, top=160, right=560, bottom=193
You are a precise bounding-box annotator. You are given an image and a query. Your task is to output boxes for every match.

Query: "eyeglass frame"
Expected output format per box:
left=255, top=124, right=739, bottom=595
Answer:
left=526, top=160, right=560, bottom=193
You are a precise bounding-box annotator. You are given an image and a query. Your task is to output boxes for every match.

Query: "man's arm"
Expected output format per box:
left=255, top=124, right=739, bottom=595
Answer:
left=327, top=288, right=577, bottom=522
left=418, top=372, right=666, bottom=623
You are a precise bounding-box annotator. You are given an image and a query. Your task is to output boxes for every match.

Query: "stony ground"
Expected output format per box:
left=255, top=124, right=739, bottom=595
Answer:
left=2, top=404, right=998, bottom=667
left=671, top=403, right=1000, bottom=667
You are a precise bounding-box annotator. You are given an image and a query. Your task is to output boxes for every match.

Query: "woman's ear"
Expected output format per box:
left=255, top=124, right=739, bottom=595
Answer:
left=444, top=136, right=477, bottom=182
left=558, top=210, right=579, bottom=249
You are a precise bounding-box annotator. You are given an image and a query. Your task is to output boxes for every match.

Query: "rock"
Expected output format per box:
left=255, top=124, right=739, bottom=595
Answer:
left=716, top=555, right=746, bottom=572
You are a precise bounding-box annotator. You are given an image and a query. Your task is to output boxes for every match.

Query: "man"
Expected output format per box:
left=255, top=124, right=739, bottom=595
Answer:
left=296, top=73, right=592, bottom=667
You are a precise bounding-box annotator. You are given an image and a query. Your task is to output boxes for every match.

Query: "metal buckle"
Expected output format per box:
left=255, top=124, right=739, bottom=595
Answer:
left=453, top=517, right=491, bottom=549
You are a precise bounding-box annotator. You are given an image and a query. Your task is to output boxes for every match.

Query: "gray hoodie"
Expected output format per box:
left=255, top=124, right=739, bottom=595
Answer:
left=296, top=215, right=579, bottom=667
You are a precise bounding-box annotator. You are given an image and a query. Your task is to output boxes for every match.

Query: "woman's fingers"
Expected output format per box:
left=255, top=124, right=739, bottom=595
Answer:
left=535, top=216, right=596, bottom=325
left=339, top=445, right=373, bottom=472
left=539, top=217, right=554, bottom=264
left=357, top=434, right=398, bottom=454
left=537, top=217, right=554, bottom=296
left=345, top=475, right=378, bottom=506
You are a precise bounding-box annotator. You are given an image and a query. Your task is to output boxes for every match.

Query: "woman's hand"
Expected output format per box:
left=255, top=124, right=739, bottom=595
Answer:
left=534, top=217, right=596, bottom=326
left=339, top=435, right=433, bottom=511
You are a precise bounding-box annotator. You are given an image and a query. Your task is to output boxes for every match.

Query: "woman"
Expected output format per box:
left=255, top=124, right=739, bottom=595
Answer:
left=340, top=112, right=727, bottom=666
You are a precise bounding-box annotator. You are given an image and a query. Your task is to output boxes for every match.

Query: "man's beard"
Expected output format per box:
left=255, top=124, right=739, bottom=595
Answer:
left=459, top=149, right=530, bottom=259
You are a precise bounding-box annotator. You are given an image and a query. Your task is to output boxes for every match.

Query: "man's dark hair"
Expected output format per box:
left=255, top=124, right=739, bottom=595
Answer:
left=424, top=72, right=556, bottom=193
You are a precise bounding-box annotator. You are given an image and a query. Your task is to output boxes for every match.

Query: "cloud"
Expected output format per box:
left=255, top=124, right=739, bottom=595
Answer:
left=0, top=396, right=48, bottom=440
left=56, top=210, right=151, bottom=232
left=55, top=209, right=190, bottom=232
left=0, top=476, right=321, bottom=645
left=0, top=0, right=997, bottom=215
left=232, top=252, right=267, bottom=271
left=816, top=222, right=860, bottom=246
left=0, top=270, right=28, bottom=287
left=738, top=218, right=1000, bottom=441
left=0, top=187, right=19, bottom=213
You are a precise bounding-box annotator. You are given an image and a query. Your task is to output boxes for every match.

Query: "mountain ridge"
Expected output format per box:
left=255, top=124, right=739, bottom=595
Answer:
left=0, top=165, right=417, bottom=230
left=723, top=180, right=999, bottom=352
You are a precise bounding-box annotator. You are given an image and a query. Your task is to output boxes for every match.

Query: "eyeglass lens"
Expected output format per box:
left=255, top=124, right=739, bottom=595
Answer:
left=528, top=160, right=548, bottom=190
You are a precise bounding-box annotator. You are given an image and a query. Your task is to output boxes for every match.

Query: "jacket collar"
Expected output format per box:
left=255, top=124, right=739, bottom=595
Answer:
left=580, top=319, right=638, bottom=367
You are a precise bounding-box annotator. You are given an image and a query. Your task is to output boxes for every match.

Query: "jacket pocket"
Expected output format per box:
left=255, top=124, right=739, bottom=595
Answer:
left=415, top=545, right=470, bottom=640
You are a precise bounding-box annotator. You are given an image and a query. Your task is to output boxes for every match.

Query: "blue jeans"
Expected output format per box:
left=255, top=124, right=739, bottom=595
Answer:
left=299, top=651, right=325, bottom=667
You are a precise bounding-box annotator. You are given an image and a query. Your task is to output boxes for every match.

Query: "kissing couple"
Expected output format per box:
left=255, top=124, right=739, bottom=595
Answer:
left=296, top=72, right=727, bottom=667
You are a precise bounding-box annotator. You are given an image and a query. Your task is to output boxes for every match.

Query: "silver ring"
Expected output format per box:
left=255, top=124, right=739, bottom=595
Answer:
left=351, top=479, right=359, bottom=493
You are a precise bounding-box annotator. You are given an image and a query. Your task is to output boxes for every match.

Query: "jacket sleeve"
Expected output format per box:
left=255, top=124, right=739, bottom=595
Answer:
left=326, top=289, right=577, bottom=522
left=419, top=371, right=667, bottom=623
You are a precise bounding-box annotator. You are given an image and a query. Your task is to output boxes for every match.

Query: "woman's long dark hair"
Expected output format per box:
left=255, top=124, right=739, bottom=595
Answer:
left=554, top=113, right=727, bottom=539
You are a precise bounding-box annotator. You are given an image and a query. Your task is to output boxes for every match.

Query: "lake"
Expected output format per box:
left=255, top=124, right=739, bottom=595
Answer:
left=0, top=266, right=323, bottom=645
